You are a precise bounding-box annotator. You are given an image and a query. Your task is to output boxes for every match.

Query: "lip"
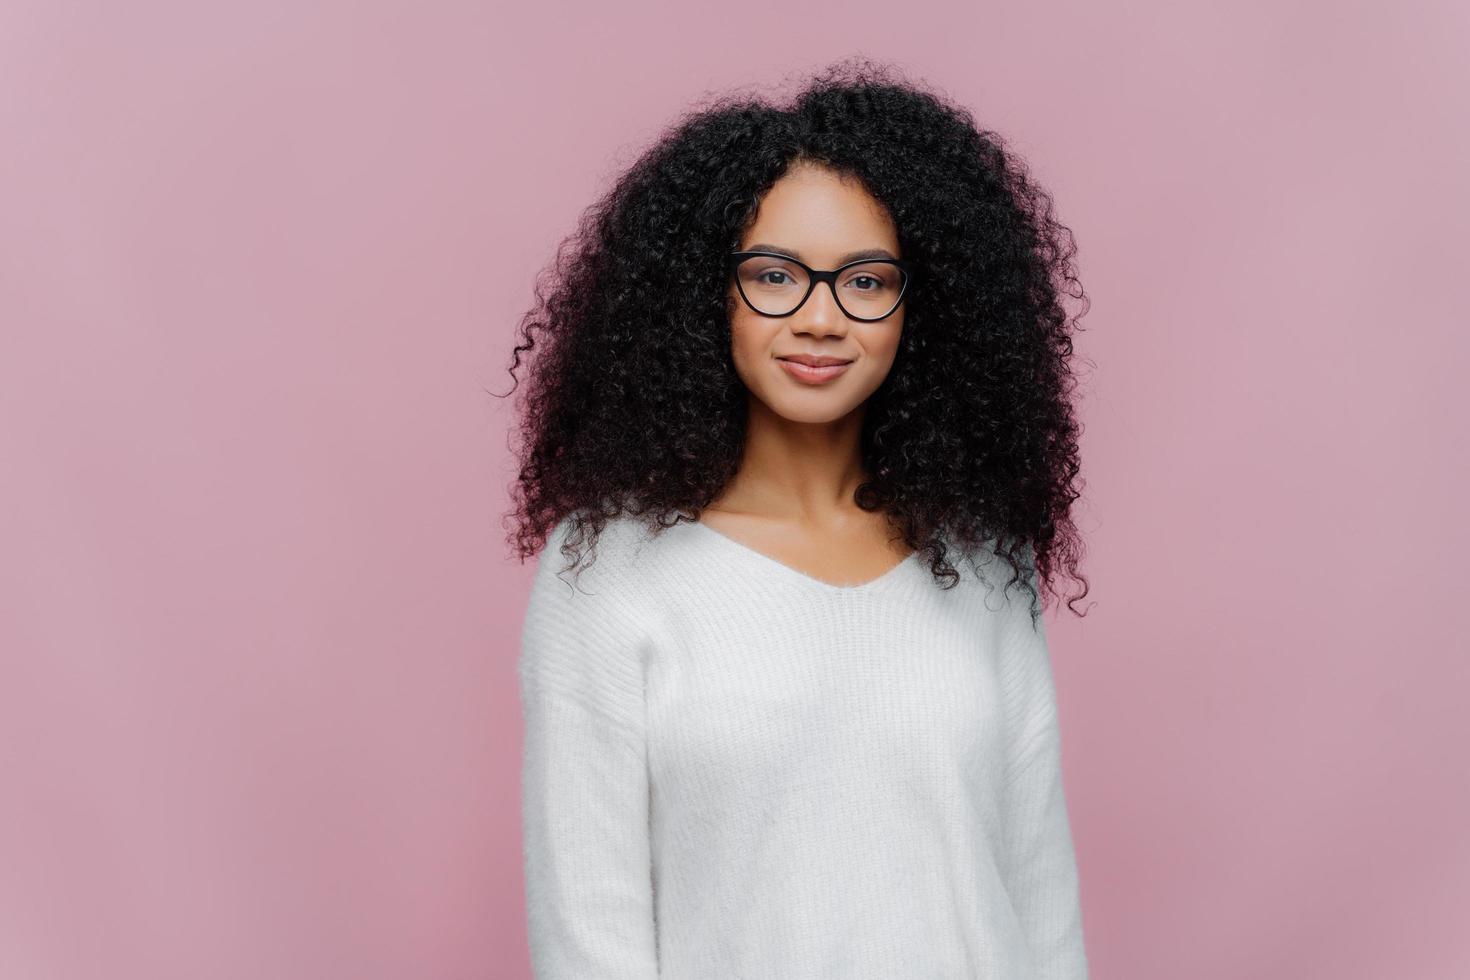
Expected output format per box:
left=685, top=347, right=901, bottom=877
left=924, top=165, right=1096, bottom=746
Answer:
left=777, top=356, right=853, bottom=385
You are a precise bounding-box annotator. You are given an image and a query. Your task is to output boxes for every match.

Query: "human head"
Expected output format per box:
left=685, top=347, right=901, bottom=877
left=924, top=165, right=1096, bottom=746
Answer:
left=505, top=57, right=1091, bottom=619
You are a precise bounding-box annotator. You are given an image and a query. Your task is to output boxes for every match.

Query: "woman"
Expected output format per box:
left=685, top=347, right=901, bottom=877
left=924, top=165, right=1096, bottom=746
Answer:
left=504, top=58, right=1092, bottom=979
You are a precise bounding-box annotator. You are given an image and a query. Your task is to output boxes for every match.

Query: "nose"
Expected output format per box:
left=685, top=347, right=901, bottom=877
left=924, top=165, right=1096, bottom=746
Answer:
left=793, top=280, right=849, bottom=336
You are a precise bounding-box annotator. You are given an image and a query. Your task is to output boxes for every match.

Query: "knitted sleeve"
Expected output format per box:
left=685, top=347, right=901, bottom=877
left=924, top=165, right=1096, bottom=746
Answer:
left=995, top=586, right=1090, bottom=980
left=517, top=523, right=659, bottom=979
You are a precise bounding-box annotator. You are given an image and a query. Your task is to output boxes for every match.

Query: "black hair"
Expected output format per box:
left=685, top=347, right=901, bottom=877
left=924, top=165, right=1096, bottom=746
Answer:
left=495, top=57, right=1093, bottom=621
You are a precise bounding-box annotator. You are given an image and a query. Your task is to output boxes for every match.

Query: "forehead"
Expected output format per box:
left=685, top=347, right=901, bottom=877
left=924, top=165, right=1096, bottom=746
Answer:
left=740, top=164, right=899, bottom=262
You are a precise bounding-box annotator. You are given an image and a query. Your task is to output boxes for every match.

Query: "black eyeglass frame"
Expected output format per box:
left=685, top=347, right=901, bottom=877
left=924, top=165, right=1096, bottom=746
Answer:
left=727, top=250, right=913, bottom=322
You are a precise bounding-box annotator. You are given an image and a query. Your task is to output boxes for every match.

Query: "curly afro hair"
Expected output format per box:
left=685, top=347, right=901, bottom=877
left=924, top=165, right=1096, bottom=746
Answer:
left=497, top=57, right=1092, bottom=621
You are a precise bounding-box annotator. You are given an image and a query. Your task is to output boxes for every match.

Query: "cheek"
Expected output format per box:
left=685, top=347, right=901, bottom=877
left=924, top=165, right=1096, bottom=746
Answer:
left=727, top=311, right=769, bottom=372
left=878, top=322, right=903, bottom=357
left=863, top=319, right=904, bottom=367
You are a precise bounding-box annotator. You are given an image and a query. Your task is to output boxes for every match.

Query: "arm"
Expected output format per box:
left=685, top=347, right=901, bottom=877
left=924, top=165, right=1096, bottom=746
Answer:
left=517, top=524, right=659, bottom=979
left=996, top=592, right=1090, bottom=980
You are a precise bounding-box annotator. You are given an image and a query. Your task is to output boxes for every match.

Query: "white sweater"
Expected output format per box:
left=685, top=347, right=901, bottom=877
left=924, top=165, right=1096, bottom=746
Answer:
left=518, top=514, right=1089, bottom=979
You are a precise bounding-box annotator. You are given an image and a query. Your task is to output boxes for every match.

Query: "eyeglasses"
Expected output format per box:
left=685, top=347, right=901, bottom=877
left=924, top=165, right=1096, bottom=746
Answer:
left=728, top=250, right=911, bottom=322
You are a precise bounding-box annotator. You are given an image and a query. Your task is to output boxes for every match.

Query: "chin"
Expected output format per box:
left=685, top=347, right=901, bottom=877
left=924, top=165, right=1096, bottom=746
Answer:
left=758, top=394, right=864, bottom=425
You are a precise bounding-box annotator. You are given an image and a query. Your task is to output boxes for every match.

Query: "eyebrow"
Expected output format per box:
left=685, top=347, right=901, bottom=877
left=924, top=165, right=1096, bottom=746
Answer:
left=743, top=243, right=900, bottom=265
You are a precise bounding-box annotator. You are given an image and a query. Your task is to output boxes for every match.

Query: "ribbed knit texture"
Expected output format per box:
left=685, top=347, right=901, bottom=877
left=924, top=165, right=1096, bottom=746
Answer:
left=518, top=514, right=1088, bottom=979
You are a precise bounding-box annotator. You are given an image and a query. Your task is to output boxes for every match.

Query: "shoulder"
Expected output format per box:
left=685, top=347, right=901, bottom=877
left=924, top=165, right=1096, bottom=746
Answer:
left=526, top=512, right=665, bottom=627
left=537, top=512, right=661, bottom=588
left=941, top=533, right=1037, bottom=607
left=519, top=516, right=660, bottom=746
left=519, top=515, right=660, bottom=692
left=929, top=535, right=1046, bottom=664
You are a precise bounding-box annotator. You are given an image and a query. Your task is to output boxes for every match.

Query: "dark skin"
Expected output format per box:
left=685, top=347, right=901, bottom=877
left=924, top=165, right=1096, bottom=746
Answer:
left=701, top=161, right=914, bottom=587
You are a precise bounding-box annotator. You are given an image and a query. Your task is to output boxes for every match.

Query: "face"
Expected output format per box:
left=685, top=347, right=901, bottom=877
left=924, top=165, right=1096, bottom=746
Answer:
left=727, top=162, right=906, bottom=425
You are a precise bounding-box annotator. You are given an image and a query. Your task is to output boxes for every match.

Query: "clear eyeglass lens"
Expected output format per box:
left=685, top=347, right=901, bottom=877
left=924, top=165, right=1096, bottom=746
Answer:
left=734, top=257, right=904, bottom=318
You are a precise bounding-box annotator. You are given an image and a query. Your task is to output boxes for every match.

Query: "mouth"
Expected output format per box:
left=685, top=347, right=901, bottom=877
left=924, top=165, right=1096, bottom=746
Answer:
left=776, top=355, right=854, bottom=385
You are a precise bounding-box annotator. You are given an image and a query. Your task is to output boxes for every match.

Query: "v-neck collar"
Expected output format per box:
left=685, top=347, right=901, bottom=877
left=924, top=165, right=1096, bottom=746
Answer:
left=687, top=519, right=919, bottom=596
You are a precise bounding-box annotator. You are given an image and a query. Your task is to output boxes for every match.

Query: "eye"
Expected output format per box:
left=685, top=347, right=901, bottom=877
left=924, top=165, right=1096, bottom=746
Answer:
left=843, top=272, right=892, bottom=292
left=758, top=270, right=795, bottom=286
